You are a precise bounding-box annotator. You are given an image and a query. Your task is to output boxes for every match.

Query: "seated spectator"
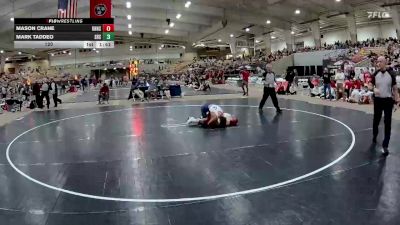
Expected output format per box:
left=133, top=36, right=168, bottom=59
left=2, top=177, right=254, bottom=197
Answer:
left=146, top=79, right=159, bottom=99
left=359, top=86, right=373, bottom=104
left=129, top=78, right=145, bottom=102
left=348, top=89, right=361, bottom=103
left=98, top=83, right=109, bottom=104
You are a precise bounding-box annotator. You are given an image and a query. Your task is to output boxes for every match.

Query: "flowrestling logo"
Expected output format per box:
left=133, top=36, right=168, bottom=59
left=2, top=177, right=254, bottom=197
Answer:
left=367, top=11, right=391, bottom=19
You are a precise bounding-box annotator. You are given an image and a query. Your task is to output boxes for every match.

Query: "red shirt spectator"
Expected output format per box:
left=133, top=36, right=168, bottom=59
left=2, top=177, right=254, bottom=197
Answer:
left=344, top=80, right=353, bottom=90
left=364, top=72, right=372, bottom=84
left=100, top=85, right=109, bottom=95
left=241, top=70, right=250, bottom=82
left=330, top=80, right=337, bottom=88
left=353, top=79, right=362, bottom=89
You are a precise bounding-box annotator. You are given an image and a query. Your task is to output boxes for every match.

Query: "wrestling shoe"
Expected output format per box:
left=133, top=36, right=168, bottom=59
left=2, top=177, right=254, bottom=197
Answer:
left=186, top=117, right=196, bottom=125
left=382, top=148, right=389, bottom=157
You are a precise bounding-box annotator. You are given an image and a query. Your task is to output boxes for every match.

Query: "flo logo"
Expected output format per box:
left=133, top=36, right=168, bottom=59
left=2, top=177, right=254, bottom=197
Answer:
left=94, top=4, right=107, bottom=16
left=367, top=11, right=391, bottom=19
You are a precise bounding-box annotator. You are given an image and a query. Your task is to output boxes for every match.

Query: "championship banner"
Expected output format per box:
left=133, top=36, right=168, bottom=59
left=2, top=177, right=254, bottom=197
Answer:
left=90, top=0, right=112, bottom=18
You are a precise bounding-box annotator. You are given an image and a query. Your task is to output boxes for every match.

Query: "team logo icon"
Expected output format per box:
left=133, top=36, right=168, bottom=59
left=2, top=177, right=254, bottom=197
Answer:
left=94, top=4, right=107, bottom=16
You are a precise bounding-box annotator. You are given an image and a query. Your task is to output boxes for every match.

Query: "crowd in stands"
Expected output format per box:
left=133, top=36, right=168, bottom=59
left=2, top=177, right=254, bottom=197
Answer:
left=171, top=38, right=400, bottom=106
left=1, top=37, right=399, bottom=113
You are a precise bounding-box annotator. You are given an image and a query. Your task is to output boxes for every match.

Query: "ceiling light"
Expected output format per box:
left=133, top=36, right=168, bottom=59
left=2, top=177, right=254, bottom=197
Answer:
left=130, top=48, right=133, bottom=51
left=68, top=52, right=72, bottom=55
left=192, top=42, right=196, bottom=45
left=127, top=15, right=132, bottom=20
left=291, top=31, right=295, bottom=34
left=10, top=17, right=14, bottom=22
left=230, top=34, right=234, bottom=38
left=161, top=44, right=165, bottom=48
left=128, top=30, right=132, bottom=35
left=182, top=46, right=186, bottom=49
left=266, top=20, right=271, bottom=24
left=335, top=0, right=341, bottom=2
left=245, top=28, right=250, bottom=32
left=218, top=39, right=221, bottom=42
left=271, top=36, right=276, bottom=39
left=185, top=1, right=191, bottom=8
left=128, top=24, right=132, bottom=28
left=113, top=67, right=117, bottom=70
left=165, top=29, right=169, bottom=34
left=176, top=13, right=182, bottom=19
left=255, top=40, right=260, bottom=43
left=5, top=57, right=9, bottom=61
left=0, top=50, right=3, bottom=54
left=159, top=47, right=162, bottom=50
left=104, top=68, right=107, bottom=70
left=130, top=45, right=133, bottom=48
left=96, top=50, right=99, bottom=53
left=295, top=9, right=301, bottom=14
left=123, top=67, right=126, bottom=69
left=51, top=53, right=54, bottom=56
left=126, top=1, right=131, bottom=8
left=169, top=22, right=175, bottom=28
left=18, top=51, right=22, bottom=55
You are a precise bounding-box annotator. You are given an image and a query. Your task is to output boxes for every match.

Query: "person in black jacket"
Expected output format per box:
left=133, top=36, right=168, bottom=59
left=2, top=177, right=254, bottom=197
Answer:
left=285, top=69, right=295, bottom=94
left=50, top=79, right=62, bottom=107
left=32, top=82, right=42, bottom=108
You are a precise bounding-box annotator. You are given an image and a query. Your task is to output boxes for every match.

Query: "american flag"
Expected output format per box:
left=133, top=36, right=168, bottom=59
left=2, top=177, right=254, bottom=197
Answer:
left=57, top=0, right=78, bottom=18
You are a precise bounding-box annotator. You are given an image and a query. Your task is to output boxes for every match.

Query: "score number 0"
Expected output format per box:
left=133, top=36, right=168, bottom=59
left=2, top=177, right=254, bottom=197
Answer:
left=102, top=24, right=114, bottom=32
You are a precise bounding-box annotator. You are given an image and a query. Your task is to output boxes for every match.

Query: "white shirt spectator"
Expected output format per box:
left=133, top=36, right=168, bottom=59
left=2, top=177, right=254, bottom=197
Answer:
left=350, top=89, right=361, bottom=102
left=41, top=83, right=49, bottom=92
left=335, top=72, right=345, bottom=84
left=50, top=82, right=57, bottom=95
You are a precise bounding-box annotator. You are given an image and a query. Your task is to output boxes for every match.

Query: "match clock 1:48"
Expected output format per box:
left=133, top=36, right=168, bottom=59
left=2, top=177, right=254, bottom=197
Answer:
left=102, top=32, right=115, bottom=41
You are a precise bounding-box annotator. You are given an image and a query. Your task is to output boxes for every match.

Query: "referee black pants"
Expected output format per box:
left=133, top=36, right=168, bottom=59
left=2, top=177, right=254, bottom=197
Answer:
left=373, top=97, right=394, bottom=148
left=259, top=87, right=280, bottom=110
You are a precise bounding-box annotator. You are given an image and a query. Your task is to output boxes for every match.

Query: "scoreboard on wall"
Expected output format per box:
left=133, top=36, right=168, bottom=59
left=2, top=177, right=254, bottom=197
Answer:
left=14, top=18, right=115, bottom=49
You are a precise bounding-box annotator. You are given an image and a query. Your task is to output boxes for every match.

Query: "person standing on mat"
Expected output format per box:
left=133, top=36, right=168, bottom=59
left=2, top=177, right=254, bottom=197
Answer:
left=41, top=81, right=50, bottom=109
left=50, top=79, right=62, bottom=107
left=322, top=67, right=333, bottom=100
left=370, top=56, right=399, bottom=156
left=32, top=82, right=42, bottom=108
left=240, top=67, right=250, bottom=96
left=259, top=64, right=282, bottom=113
left=285, top=69, right=295, bottom=95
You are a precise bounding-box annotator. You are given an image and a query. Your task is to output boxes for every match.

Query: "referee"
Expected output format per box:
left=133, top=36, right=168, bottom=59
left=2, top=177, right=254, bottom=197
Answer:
left=259, top=64, right=282, bottom=114
left=370, top=56, right=399, bottom=156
